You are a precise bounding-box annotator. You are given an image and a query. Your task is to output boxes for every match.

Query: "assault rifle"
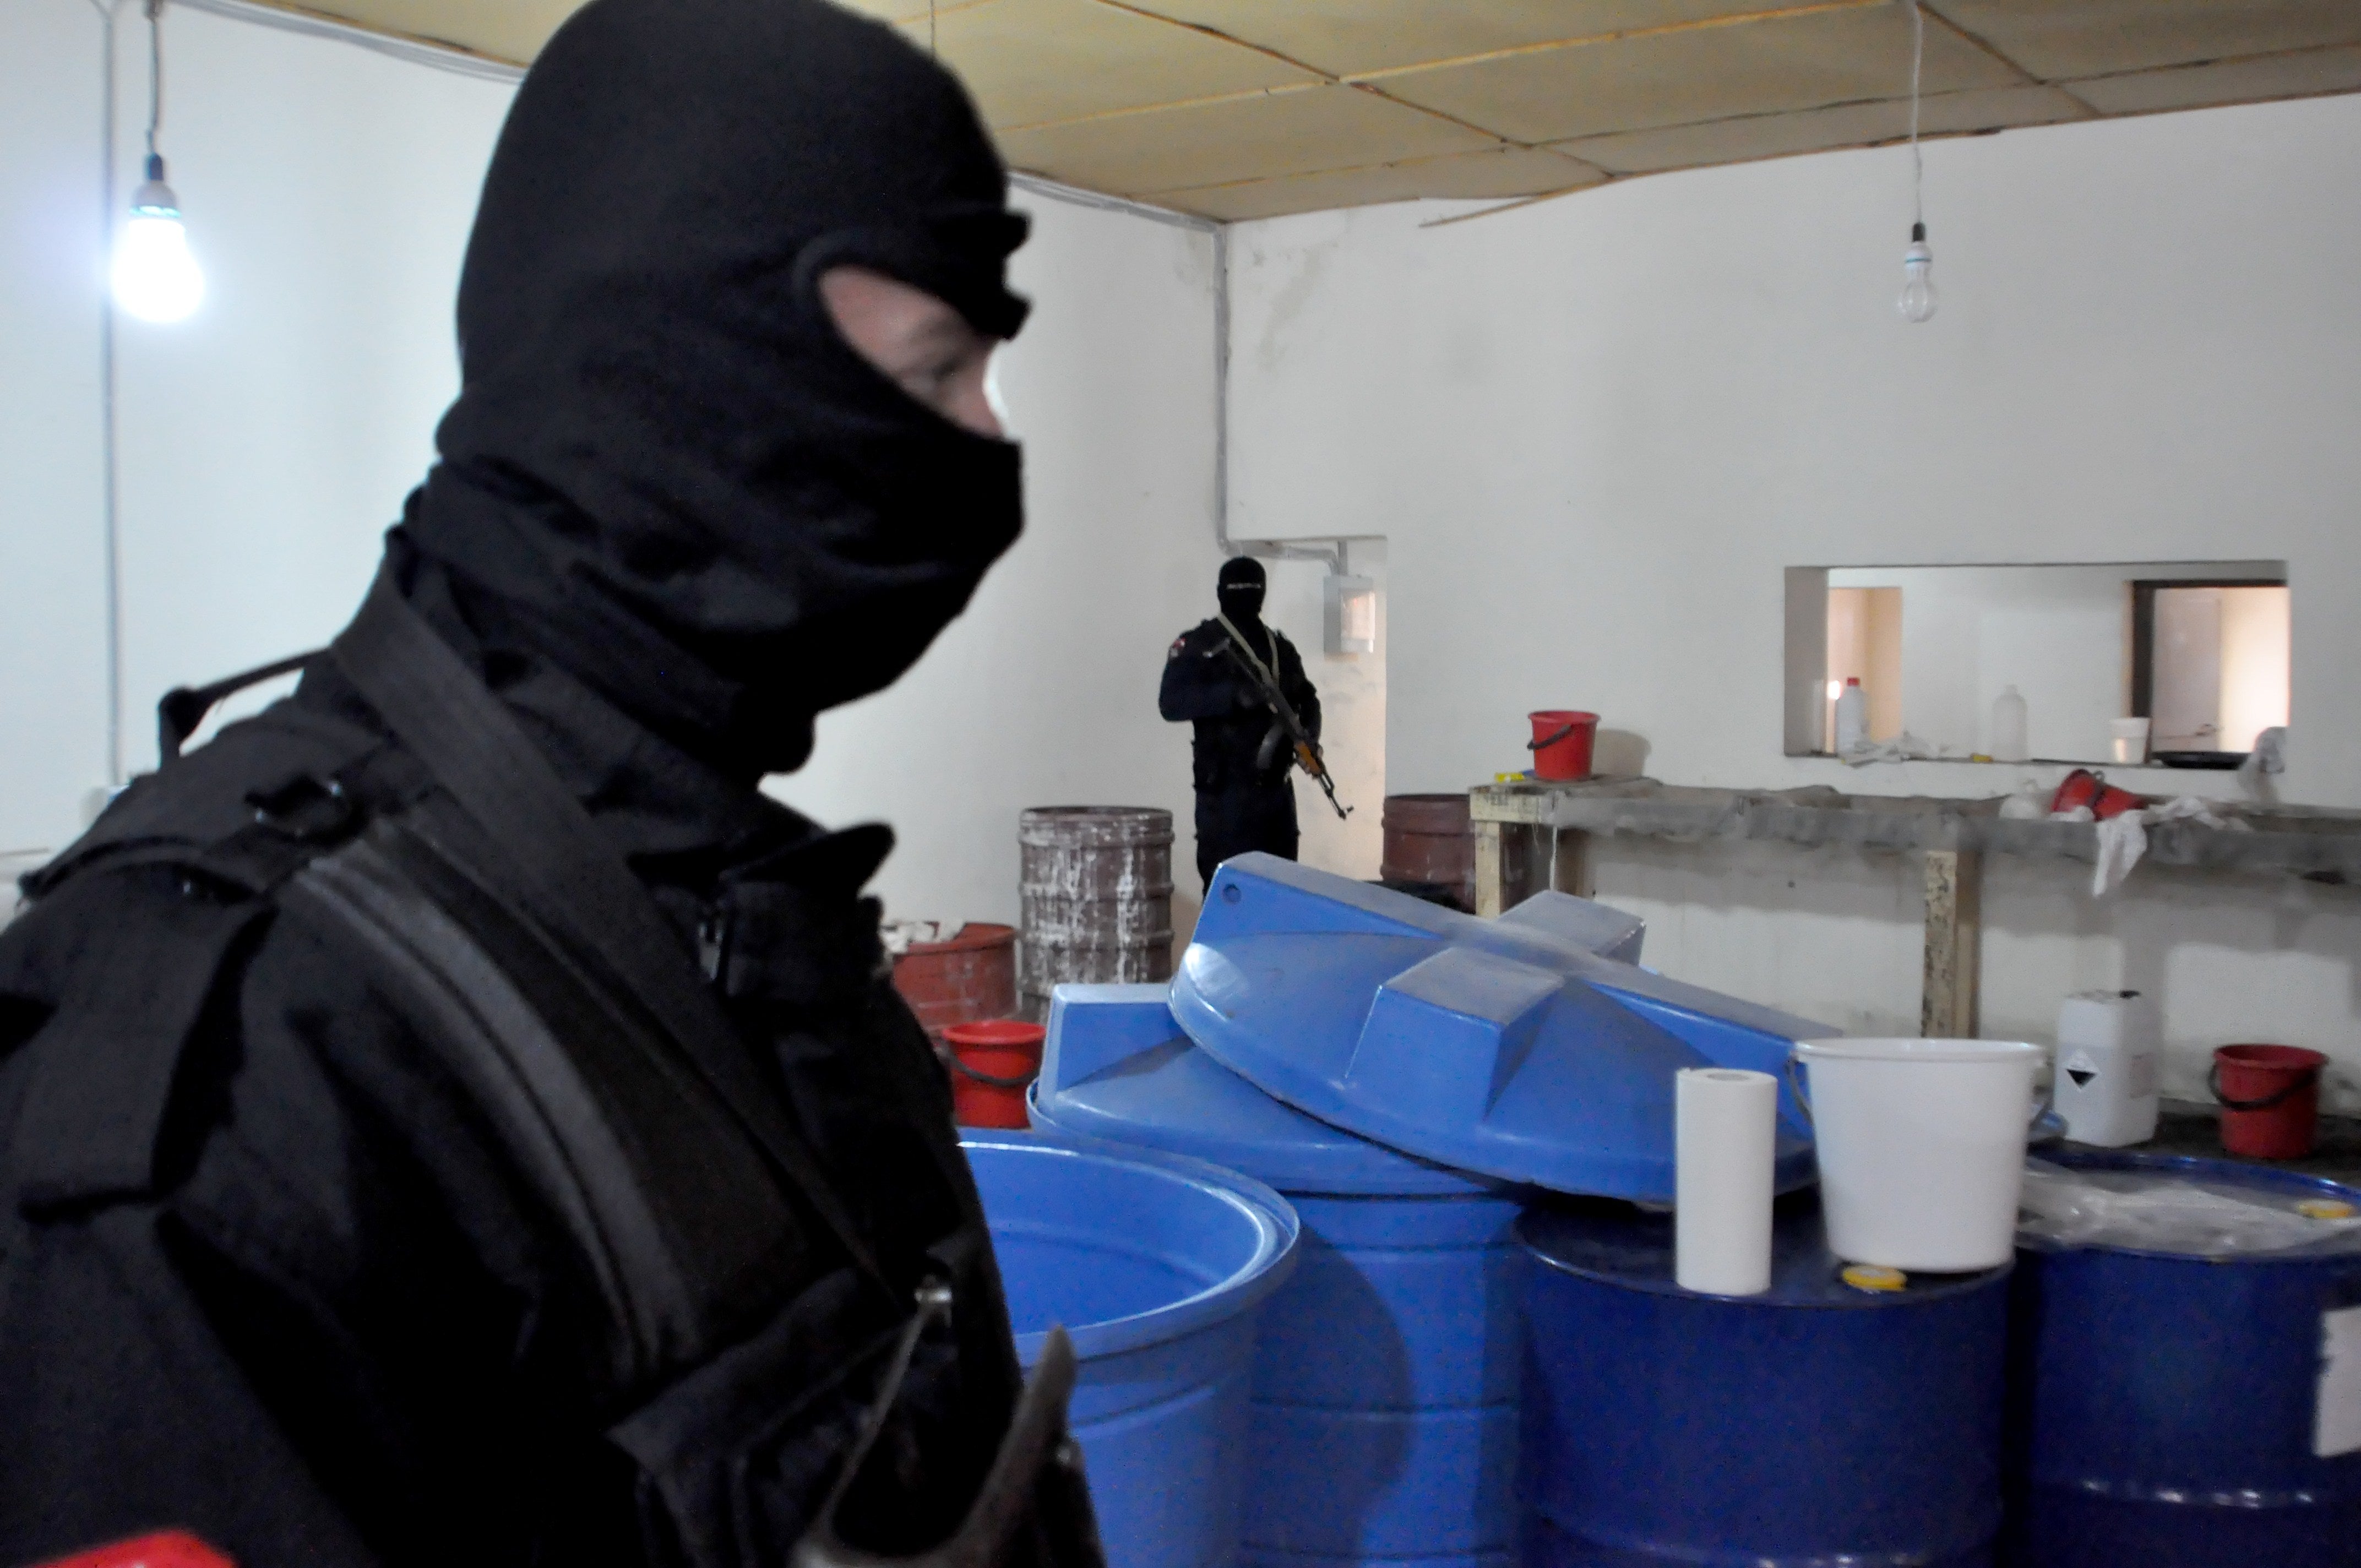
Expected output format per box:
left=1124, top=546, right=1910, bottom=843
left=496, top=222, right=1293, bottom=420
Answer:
left=1215, top=612, right=1350, bottom=822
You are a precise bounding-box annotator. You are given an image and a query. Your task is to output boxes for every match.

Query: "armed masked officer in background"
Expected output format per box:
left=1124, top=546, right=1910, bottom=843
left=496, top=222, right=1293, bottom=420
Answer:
left=0, top=2, right=1099, bottom=1565
left=1159, top=558, right=1324, bottom=890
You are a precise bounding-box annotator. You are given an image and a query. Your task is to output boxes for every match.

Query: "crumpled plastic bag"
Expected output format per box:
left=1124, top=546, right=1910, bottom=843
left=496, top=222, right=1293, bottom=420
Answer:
left=1999, top=781, right=2050, bottom=820
left=2083, top=795, right=2249, bottom=897
left=1840, top=731, right=1950, bottom=766
left=2019, top=1158, right=2361, bottom=1257
left=880, top=919, right=948, bottom=957
left=2240, top=726, right=2288, bottom=803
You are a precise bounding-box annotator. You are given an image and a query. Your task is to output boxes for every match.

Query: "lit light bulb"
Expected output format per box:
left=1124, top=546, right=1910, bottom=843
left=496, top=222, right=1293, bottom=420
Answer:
left=112, top=155, right=204, bottom=323
left=1897, top=221, right=1936, bottom=324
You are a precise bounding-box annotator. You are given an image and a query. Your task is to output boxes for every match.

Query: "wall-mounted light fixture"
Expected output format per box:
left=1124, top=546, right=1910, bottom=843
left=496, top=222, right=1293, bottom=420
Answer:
left=112, top=0, right=204, bottom=323
left=1324, top=571, right=1377, bottom=655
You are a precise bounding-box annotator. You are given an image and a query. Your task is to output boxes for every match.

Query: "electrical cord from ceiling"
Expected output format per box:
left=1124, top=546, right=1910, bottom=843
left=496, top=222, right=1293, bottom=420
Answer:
left=89, top=0, right=127, bottom=792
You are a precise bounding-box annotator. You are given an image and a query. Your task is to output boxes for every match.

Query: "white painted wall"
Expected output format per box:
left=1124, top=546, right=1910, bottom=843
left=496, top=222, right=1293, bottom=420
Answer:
left=1225, top=95, right=2361, bottom=1107
left=2, top=1, right=1227, bottom=942
left=2, top=0, right=113, bottom=860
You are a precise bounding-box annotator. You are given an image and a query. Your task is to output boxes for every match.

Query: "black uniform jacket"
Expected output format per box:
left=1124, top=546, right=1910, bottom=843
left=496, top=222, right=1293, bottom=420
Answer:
left=0, top=643, right=1032, bottom=1567
left=1156, top=619, right=1320, bottom=794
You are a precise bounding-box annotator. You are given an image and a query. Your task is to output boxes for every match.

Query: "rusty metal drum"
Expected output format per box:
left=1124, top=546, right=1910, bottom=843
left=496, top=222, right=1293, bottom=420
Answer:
left=1380, top=792, right=1476, bottom=912
left=1020, top=806, right=1176, bottom=1019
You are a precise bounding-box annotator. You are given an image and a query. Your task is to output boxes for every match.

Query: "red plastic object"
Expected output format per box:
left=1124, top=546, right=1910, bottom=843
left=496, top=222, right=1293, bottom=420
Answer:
left=1527, top=711, right=1601, bottom=782
left=36, top=1533, right=235, bottom=1568
left=2211, top=1044, right=2329, bottom=1159
left=943, top=1019, right=1046, bottom=1129
left=2050, top=769, right=2145, bottom=821
left=890, top=922, right=1018, bottom=1047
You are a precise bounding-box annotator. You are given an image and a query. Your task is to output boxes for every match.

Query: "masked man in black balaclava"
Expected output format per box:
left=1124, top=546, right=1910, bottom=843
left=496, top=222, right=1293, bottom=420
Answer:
left=0, top=3, right=1100, bottom=1565
left=1159, top=558, right=1323, bottom=888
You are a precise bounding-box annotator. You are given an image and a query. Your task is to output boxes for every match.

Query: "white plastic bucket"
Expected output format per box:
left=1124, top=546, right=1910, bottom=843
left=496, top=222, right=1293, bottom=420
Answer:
left=1792, top=1037, right=2046, bottom=1272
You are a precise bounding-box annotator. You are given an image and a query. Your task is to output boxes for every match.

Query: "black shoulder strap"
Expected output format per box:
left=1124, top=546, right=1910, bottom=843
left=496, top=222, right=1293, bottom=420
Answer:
left=10, top=878, right=272, bottom=1216
left=328, top=573, right=890, bottom=1300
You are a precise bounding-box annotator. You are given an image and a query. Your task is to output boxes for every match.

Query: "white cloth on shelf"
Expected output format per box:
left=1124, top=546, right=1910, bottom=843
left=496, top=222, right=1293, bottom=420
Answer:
left=2085, top=795, right=2246, bottom=897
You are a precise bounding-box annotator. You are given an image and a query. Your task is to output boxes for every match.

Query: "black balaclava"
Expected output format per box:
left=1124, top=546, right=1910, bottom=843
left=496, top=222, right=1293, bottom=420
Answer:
left=1217, top=557, right=1267, bottom=629
left=396, top=0, right=1029, bottom=782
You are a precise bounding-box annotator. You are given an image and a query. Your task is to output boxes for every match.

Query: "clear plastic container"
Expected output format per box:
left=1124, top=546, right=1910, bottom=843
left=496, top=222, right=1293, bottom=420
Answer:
left=1990, top=685, right=2030, bottom=763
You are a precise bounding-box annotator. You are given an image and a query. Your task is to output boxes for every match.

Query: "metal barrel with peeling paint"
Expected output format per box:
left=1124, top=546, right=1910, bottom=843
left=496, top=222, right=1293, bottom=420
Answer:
left=1019, top=806, right=1174, bottom=1019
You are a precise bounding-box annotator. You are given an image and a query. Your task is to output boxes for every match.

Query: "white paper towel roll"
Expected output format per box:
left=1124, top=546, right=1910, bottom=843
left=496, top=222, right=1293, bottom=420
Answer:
left=1675, top=1068, right=1778, bottom=1295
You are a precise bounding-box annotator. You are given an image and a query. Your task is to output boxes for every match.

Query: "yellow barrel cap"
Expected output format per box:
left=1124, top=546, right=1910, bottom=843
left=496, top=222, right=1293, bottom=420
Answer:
left=1842, top=1264, right=1908, bottom=1293
left=2297, top=1199, right=2357, bottom=1221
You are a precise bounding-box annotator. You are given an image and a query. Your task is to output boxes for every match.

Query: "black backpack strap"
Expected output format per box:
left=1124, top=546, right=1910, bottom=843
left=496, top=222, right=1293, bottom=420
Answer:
left=8, top=765, right=383, bottom=1218
left=284, top=819, right=812, bottom=1385
left=10, top=879, right=273, bottom=1216
left=328, top=571, right=891, bottom=1303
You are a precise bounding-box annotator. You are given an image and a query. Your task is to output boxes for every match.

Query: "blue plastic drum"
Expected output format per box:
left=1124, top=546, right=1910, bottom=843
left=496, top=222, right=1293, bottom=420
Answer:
left=1520, top=1191, right=2010, bottom=1566
left=1031, top=986, right=1525, bottom=1568
left=962, top=1133, right=1299, bottom=1568
left=2006, top=1151, right=2361, bottom=1565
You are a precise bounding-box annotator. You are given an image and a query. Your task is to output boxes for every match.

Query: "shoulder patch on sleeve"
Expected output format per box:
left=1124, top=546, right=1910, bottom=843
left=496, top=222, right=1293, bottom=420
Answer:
left=36, top=1532, right=238, bottom=1568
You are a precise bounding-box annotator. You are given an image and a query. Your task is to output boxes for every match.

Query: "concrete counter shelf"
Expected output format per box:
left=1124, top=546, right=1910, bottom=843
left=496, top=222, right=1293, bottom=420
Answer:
left=1468, top=778, right=2361, bottom=1037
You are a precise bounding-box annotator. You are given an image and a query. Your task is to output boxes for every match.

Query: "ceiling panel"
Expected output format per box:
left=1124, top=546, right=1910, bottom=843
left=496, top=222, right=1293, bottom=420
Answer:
left=273, top=0, right=576, bottom=62
left=888, top=0, right=1319, bottom=129
left=834, top=0, right=938, bottom=22
left=2066, top=43, right=2361, bottom=115
left=1122, top=0, right=1845, bottom=79
left=1376, top=3, right=2027, bottom=146
left=1929, top=1, right=2361, bottom=81
left=1555, top=84, right=2090, bottom=175
left=233, top=0, right=2361, bottom=220
left=1156, top=146, right=1604, bottom=222
left=997, top=83, right=1498, bottom=195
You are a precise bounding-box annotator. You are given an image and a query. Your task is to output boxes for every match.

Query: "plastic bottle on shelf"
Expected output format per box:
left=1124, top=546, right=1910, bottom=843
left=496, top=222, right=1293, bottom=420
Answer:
left=1834, top=678, right=1868, bottom=755
left=1991, top=685, right=2031, bottom=763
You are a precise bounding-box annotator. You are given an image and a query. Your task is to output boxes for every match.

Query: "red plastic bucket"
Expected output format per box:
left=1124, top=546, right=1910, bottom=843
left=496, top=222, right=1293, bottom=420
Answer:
left=2050, top=769, right=2145, bottom=821
left=2210, top=1043, right=2328, bottom=1159
left=1528, top=711, right=1601, bottom=782
left=943, top=1019, right=1046, bottom=1130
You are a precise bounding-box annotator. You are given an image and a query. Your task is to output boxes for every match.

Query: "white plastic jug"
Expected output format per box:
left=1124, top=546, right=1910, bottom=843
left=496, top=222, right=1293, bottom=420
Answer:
left=1792, top=1037, right=2046, bottom=1272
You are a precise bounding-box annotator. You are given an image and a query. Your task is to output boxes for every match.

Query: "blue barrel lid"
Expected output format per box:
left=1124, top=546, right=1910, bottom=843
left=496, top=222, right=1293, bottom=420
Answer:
left=961, top=1131, right=1301, bottom=1363
left=1032, top=984, right=1495, bottom=1196
left=1171, top=856, right=1826, bottom=1202
left=2021, top=1148, right=2361, bottom=1259
left=1519, top=1191, right=2008, bottom=1306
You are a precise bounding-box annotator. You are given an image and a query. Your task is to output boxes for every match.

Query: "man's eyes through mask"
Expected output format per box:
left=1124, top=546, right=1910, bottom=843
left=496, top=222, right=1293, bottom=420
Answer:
left=816, top=265, right=1002, bottom=440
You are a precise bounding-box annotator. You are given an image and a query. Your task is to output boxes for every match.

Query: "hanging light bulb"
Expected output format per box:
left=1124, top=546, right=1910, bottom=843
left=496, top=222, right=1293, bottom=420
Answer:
left=1894, top=0, right=1939, bottom=325
left=114, top=154, right=204, bottom=322
left=1898, top=220, right=1936, bottom=323
left=112, top=0, right=203, bottom=323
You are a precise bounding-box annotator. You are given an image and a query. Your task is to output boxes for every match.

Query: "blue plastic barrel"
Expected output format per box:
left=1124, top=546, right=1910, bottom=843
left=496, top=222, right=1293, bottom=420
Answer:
left=1030, top=986, right=1525, bottom=1568
left=1520, top=1191, right=2010, bottom=1566
left=2006, top=1151, right=2361, bottom=1565
left=962, top=1133, right=1299, bottom=1568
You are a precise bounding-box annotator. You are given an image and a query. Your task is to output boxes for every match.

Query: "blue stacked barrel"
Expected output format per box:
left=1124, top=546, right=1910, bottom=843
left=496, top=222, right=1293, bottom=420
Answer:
left=1519, top=1190, right=2011, bottom=1566
left=1032, top=985, right=1524, bottom=1568
left=963, top=1133, right=1300, bottom=1568
left=2005, top=1151, right=2361, bottom=1565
